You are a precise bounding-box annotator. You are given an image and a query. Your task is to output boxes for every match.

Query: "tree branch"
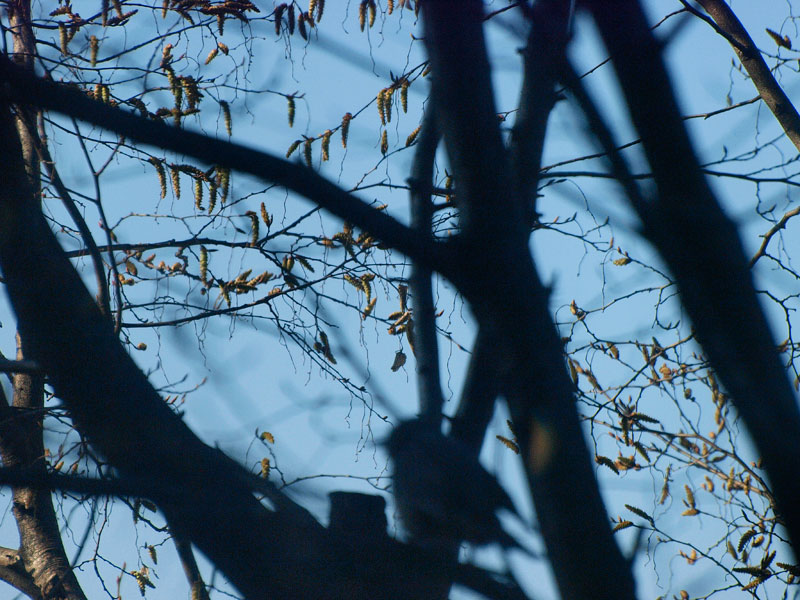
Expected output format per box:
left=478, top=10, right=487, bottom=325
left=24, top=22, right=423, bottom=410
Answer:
left=173, top=535, right=210, bottom=600
left=0, top=88, right=513, bottom=600
left=0, top=547, right=40, bottom=600
left=694, top=0, right=800, bottom=152
left=749, top=205, right=800, bottom=267
left=586, top=0, right=800, bottom=554
left=0, top=343, right=88, bottom=600
left=421, top=1, right=528, bottom=247
left=450, top=327, right=502, bottom=454
left=420, top=3, right=636, bottom=599
left=409, top=105, right=445, bottom=419
left=0, top=358, right=42, bottom=374
left=510, top=0, right=571, bottom=223
left=0, top=54, right=444, bottom=274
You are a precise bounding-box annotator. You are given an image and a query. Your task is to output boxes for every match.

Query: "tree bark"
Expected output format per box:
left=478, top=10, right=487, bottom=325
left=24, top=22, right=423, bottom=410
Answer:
left=695, top=0, right=800, bottom=152
left=0, top=2, right=88, bottom=597
left=0, top=364, right=87, bottom=600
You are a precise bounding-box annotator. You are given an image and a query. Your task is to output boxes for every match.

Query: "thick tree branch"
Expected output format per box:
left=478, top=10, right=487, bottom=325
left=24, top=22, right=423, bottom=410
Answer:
left=510, top=0, right=572, bottom=223
left=451, top=0, right=572, bottom=477
left=450, top=327, right=502, bottom=454
left=0, top=93, right=519, bottom=600
left=0, top=358, right=42, bottom=374
left=0, top=54, right=444, bottom=275
left=0, top=342, right=87, bottom=600
left=409, top=105, right=445, bottom=419
left=421, top=3, right=636, bottom=599
left=694, top=0, right=800, bottom=152
left=172, top=536, right=210, bottom=600
left=0, top=545, right=39, bottom=600
left=421, top=2, right=528, bottom=247
left=34, top=125, right=112, bottom=319
left=586, top=0, right=800, bottom=552
left=0, top=546, right=21, bottom=568
left=0, top=7, right=88, bottom=597
left=0, top=466, right=191, bottom=500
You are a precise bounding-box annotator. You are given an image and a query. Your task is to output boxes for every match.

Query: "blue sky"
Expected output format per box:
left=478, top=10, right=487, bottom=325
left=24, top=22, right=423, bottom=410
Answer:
left=1, top=1, right=799, bottom=598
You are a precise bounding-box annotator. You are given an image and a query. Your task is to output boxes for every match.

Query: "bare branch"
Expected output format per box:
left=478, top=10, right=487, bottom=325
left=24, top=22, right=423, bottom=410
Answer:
left=750, top=206, right=800, bottom=267
left=0, top=358, right=42, bottom=374
left=510, top=0, right=571, bottom=222
left=694, top=0, right=800, bottom=152
left=586, top=0, right=800, bottom=554
left=0, top=346, right=88, bottom=600
left=409, top=105, right=445, bottom=418
left=0, top=55, right=444, bottom=274
left=450, top=327, right=502, bottom=454
left=173, top=536, right=211, bottom=600
left=421, top=3, right=636, bottom=599
left=0, top=549, right=40, bottom=600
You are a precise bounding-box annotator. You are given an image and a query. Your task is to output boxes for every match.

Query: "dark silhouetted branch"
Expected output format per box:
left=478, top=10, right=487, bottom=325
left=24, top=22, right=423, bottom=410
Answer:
left=586, top=0, right=800, bottom=554
left=409, top=105, right=446, bottom=419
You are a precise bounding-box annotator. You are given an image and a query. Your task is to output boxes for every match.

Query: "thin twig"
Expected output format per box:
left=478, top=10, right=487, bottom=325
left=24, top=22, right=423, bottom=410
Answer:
left=750, top=206, right=800, bottom=267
